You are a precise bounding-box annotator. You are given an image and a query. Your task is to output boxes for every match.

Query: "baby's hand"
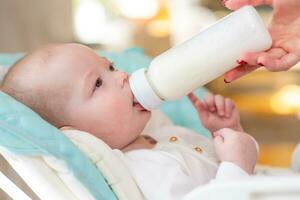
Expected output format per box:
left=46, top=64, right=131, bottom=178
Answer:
left=213, top=128, right=258, bottom=174
left=188, top=92, right=243, bottom=133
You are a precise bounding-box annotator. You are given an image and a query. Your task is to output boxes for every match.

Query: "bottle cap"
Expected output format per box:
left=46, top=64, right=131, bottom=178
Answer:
left=129, top=68, right=164, bottom=110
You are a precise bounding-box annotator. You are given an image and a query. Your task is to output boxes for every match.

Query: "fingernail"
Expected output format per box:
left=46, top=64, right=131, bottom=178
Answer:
left=237, top=59, right=247, bottom=65
left=258, top=62, right=264, bottom=66
left=224, top=79, right=230, bottom=84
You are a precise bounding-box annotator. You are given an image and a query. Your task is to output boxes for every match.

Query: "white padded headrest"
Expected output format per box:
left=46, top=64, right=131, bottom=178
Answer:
left=62, top=129, right=144, bottom=200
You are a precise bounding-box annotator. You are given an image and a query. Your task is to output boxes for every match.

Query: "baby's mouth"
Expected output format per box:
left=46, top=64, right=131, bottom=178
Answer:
left=133, top=97, right=147, bottom=111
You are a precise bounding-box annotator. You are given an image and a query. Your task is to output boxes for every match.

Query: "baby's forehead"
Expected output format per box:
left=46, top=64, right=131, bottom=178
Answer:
left=25, top=45, right=111, bottom=86
left=56, top=53, right=111, bottom=82
left=8, top=44, right=112, bottom=87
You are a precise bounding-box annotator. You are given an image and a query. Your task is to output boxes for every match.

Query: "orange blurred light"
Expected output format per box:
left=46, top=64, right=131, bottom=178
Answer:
left=270, top=84, right=300, bottom=115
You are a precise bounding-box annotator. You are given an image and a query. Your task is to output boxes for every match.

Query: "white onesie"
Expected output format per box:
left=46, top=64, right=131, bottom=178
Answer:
left=124, top=125, right=249, bottom=200
left=118, top=111, right=248, bottom=200
left=61, top=111, right=251, bottom=200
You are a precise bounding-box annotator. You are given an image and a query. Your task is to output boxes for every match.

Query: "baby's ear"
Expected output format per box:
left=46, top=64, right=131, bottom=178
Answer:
left=59, top=126, right=74, bottom=131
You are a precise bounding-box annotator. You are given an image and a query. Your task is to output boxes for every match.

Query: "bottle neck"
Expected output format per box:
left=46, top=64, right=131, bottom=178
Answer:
left=129, top=68, right=164, bottom=110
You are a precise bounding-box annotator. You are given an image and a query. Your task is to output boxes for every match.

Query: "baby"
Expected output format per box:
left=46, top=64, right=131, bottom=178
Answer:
left=1, top=43, right=258, bottom=200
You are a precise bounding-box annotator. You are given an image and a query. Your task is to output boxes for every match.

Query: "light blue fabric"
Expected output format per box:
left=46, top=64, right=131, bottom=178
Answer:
left=0, top=53, right=24, bottom=66
left=0, top=92, right=117, bottom=200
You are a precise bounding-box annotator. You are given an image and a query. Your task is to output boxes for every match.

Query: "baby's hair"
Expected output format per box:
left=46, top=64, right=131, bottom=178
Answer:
left=1, top=45, right=69, bottom=128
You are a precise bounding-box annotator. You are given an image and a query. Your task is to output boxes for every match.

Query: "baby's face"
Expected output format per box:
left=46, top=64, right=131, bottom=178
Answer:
left=47, top=45, right=151, bottom=149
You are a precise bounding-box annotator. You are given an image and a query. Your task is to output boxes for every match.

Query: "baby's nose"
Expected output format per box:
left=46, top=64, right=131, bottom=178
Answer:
left=117, top=71, right=129, bottom=87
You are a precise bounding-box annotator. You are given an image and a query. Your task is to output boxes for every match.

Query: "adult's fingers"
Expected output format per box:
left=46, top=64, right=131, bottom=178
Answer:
left=238, top=52, right=266, bottom=66
left=256, top=48, right=286, bottom=68
left=224, top=64, right=261, bottom=83
left=225, top=50, right=269, bottom=82
left=261, top=53, right=299, bottom=72
left=224, top=48, right=290, bottom=82
left=223, top=0, right=272, bottom=10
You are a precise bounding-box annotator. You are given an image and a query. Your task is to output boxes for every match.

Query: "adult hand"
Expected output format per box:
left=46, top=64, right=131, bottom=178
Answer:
left=222, top=0, right=300, bottom=83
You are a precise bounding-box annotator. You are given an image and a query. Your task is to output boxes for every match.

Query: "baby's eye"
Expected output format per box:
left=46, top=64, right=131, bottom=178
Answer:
left=109, top=64, right=116, bottom=71
left=95, top=78, right=102, bottom=88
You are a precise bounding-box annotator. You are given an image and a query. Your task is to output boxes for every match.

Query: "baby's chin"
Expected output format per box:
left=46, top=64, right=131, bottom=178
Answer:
left=137, top=112, right=151, bottom=130
left=134, top=106, right=151, bottom=118
left=143, top=110, right=152, bottom=121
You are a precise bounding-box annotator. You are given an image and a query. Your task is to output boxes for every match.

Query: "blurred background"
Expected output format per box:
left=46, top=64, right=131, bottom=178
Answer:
left=0, top=0, right=300, bottom=171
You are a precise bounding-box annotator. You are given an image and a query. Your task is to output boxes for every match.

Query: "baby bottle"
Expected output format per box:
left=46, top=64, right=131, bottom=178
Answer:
left=129, top=6, right=272, bottom=110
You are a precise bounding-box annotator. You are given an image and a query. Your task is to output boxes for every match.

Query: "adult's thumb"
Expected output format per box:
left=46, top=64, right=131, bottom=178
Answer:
left=224, top=0, right=272, bottom=10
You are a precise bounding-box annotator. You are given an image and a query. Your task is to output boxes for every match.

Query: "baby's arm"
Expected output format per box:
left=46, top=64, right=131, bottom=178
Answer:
left=188, top=92, right=243, bottom=133
left=188, top=93, right=257, bottom=174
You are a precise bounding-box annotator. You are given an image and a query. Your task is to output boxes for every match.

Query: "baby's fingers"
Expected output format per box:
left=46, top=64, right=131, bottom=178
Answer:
left=215, top=95, right=225, bottom=117
left=187, top=93, right=199, bottom=105
left=225, top=98, right=235, bottom=118
left=204, top=93, right=216, bottom=112
left=213, top=128, right=236, bottom=140
left=213, top=135, right=224, bottom=149
left=188, top=93, right=209, bottom=121
left=188, top=93, right=207, bottom=111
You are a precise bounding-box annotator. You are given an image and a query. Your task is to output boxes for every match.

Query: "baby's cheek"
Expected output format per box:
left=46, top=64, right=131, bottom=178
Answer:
left=108, top=95, right=127, bottom=108
left=113, top=103, right=131, bottom=117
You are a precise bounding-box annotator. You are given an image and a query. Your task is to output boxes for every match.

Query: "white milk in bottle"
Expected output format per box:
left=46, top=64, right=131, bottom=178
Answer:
left=129, top=6, right=272, bottom=110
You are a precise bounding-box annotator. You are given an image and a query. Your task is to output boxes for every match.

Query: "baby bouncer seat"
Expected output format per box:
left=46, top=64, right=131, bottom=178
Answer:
left=0, top=91, right=300, bottom=200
